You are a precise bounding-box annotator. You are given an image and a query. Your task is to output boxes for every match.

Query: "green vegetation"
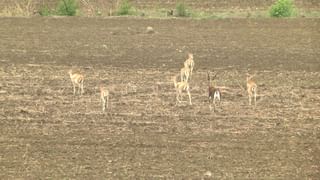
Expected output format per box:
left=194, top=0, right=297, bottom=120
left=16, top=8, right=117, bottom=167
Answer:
left=116, top=0, right=135, bottom=16
left=269, top=0, right=296, bottom=17
left=1, top=0, right=320, bottom=18
left=176, top=2, right=189, bottom=17
left=56, top=0, right=78, bottom=16
left=190, top=11, right=224, bottom=19
left=39, top=6, right=53, bottom=16
left=38, top=0, right=79, bottom=16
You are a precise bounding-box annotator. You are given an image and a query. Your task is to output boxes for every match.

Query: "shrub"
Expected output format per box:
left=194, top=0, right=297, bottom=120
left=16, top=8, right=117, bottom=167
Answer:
left=57, top=0, right=78, bottom=16
left=39, top=6, right=53, bottom=16
left=176, top=2, right=189, bottom=17
left=269, top=0, right=296, bottom=17
left=116, top=0, right=133, bottom=15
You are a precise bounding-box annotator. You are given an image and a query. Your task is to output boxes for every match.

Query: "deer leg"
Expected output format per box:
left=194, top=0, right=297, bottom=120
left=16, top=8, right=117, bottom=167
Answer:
left=102, top=98, right=105, bottom=112
left=106, top=95, right=109, bottom=109
left=175, top=91, right=180, bottom=104
left=78, top=84, right=82, bottom=95
left=81, top=82, right=84, bottom=95
left=185, top=72, right=189, bottom=82
left=187, top=90, right=192, bottom=105
left=254, top=90, right=257, bottom=106
left=72, top=83, right=76, bottom=95
left=179, top=89, right=183, bottom=103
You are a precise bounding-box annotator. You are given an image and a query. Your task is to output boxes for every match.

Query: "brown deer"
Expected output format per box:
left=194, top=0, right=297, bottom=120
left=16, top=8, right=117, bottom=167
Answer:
left=246, top=73, right=257, bottom=106
left=68, top=69, right=84, bottom=96
left=172, top=75, right=192, bottom=105
left=208, top=71, right=221, bottom=111
left=100, top=85, right=110, bottom=112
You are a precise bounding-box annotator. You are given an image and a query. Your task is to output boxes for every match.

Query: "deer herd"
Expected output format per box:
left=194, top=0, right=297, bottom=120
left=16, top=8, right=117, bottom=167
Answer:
left=68, top=53, right=258, bottom=112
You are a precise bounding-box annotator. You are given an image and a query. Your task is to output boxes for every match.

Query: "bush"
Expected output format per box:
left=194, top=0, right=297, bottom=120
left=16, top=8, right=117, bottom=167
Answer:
left=39, top=6, right=53, bottom=16
left=269, top=0, right=296, bottom=17
left=57, top=0, right=78, bottom=16
left=116, top=0, right=133, bottom=15
left=176, top=2, right=189, bottom=17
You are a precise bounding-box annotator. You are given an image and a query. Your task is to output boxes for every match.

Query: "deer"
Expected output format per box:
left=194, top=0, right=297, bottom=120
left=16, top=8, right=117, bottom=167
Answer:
left=172, top=75, right=192, bottom=105
left=180, top=65, right=190, bottom=82
left=184, top=53, right=195, bottom=77
left=208, top=71, right=221, bottom=111
left=100, top=85, right=109, bottom=112
left=68, top=69, right=84, bottom=96
left=246, top=73, right=257, bottom=106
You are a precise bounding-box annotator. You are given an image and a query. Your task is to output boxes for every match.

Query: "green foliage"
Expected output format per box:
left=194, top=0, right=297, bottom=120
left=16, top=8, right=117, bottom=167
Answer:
left=269, top=0, right=296, bottom=17
left=57, top=0, right=78, bottom=16
left=176, top=2, right=189, bottom=17
left=95, top=10, right=102, bottom=16
left=190, top=10, right=224, bottom=19
left=117, top=0, right=133, bottom=16
left=39, top=6, right=53, bottom=16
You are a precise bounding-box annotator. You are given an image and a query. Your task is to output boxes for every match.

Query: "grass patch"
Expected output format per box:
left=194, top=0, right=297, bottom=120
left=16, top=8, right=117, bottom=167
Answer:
left=0, top=0, right=34, bottom=17
left=176, top=2, right=190, bottom=17
left=116, top=0, right=136, bottom=16
left=1, top=0, right=319, bottom=18
left=189, top=10, right=270, bottom=19
left=269, top=0, right=296, bottom=17
left=56, top=0, right=79, bottom=16
left=38, top=0, right=79, bottom=16
left=190, top=11, right=225, bottom=19
left=39, top=6, right=54, bottom=16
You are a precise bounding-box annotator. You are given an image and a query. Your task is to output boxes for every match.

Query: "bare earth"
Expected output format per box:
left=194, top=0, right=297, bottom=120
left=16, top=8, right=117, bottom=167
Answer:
left=0, top=17, right=319, bottom=179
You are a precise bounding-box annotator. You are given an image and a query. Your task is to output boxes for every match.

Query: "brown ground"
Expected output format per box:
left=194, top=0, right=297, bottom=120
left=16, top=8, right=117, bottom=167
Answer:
left=0, top=17, right=319, bottom=179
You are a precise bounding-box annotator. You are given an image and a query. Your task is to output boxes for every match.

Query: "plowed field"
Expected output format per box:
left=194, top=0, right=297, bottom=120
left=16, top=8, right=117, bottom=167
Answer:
left=0, top=17, right=319, bottom=179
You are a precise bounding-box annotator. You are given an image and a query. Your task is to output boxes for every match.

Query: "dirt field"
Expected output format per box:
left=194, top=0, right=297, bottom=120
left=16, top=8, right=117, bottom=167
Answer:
left=0, top=17, right=319, bottom=179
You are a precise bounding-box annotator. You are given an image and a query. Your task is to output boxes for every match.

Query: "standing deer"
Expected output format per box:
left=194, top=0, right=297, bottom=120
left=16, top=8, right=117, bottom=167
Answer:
left=68, top=69, right=84, bottom=96
left=208, top=71, right=221, bottom=111
left=246, top=73, right=257, bottom=106
left=100, top=85, right=110, bottom=112
left=172, top=75, right=192, bottom=105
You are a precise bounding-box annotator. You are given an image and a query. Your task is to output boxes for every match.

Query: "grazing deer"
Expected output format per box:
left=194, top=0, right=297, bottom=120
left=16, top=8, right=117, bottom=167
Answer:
left=172, top=75, right=192, bottom=105
left=100, top=85, right=109, bottom=112
left=68, top=69, right=84, bottom=95
left=180, top=65, right=190, bottom=82
left=208, top=71, right=221, bottom=111
left=246, top=73, right=257, bottom=106
left=184, top=53, right=195, bottom=77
